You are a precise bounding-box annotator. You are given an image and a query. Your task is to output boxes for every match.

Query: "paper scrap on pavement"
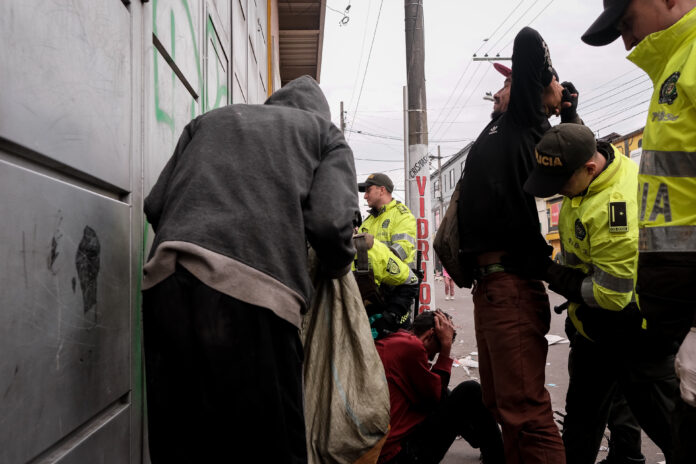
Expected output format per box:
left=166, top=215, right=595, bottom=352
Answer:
left=545, top=334, right=569, bottom=345
left=470, top=351, right=478, bottom=356
left=459, top=356, right=479, bottom=368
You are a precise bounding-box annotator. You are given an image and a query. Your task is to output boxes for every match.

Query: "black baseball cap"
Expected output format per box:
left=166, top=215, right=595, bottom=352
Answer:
left=358, top=173, right=394, bottom=193
left=524, top=124, right=597, bottom=198
left=582, top=0, right=631, bottom=46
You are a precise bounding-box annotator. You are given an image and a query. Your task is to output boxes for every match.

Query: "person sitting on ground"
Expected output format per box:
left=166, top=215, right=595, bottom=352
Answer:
left=375, top=310, right=504, bottom=464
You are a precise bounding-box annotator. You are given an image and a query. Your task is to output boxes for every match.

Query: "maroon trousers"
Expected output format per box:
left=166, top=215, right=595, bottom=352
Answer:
left=473, top=272, right=565, bottom=464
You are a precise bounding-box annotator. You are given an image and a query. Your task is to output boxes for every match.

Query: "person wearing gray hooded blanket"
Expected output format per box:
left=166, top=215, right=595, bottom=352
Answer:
left=142, top=75, right=359, bottom=464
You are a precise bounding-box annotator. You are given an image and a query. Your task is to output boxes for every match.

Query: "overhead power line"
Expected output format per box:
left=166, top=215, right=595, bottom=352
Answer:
left=430, top=0, right=526, bottom=137
left=477, top=0, right=526, bottom=54
left=437, top=66, right=494, bottom=140
left=595, top=109, right=648, bottom=134
left=485, top=0, right=540, bottom=55
left=580, top=75, right=650, bottom=107
left=497, top=0, right=556, bottom=54
left=354, top=157, right=403, bottom=163
left=347, top=0, right=384, bottom=141
left=580, top=86, right=653, bottom=117
left=585, top=99, right=651, bottom=127
left=357, top=167, right=403, bottom=176
left=346, top=0, right=372, bottom=112
left=346, top=128, right=474, bottom=143
left=431, top=64, right=486, bottom=139
left=581, top=68, right=644, bottom=98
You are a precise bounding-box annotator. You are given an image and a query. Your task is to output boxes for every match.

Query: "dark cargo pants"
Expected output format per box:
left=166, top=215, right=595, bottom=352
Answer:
left=473, top=272, right=566, bottom=464
left=637, top=254, right=696, bottom=464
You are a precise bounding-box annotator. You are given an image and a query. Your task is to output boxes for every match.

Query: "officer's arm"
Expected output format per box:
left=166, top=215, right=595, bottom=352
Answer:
left=544, top=262, right=587, bottom=303
left=587, top=219, right=637, bottom=311
left=374, top=241, right=418, bottom=287
left=389, top=209, right=417, bottom=264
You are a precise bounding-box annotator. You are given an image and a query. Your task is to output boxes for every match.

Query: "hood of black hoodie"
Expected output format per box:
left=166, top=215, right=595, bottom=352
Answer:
left=264, top=75, right=331, bottom=120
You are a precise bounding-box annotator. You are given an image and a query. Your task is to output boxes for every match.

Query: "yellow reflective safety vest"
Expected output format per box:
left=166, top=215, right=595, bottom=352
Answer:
left=360, top=199, right=417, bottom=266
left=351, top=239, right=419, bottom=288
left=628, top=7, right=696, bottom=255
left=559, top=146, right=639, bottom=339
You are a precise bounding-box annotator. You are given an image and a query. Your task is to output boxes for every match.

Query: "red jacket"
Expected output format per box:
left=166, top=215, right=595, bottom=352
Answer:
left=375, top=331, right=453, bottom=462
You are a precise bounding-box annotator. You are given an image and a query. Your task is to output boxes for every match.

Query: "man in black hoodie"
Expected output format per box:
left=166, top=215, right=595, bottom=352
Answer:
left=457, top=27, right=566, bottom=463
left=142, top=75, right=359, bottom=464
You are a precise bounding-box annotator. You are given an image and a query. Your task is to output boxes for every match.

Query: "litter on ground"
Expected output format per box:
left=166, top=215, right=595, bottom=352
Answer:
left=545, top=334, right=569, bottom=345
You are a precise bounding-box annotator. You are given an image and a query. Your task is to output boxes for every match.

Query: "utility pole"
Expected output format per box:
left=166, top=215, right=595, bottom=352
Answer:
left=340, top=101, right=346, bottom=133
left=404, top=0, right=434, bottom=313
left=403, top=86, right=409, bottom=201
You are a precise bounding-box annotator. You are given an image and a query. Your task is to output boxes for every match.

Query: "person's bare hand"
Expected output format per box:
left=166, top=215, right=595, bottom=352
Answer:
left=352, top=233, right=375, bottom=249
left=433, top=310, right=454, bottom=351
left=364, top=233, right=374, bottom=249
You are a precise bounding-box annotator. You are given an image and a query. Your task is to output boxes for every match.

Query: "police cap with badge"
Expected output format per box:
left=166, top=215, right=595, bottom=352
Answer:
left=524, top=123, right=597, bottom=198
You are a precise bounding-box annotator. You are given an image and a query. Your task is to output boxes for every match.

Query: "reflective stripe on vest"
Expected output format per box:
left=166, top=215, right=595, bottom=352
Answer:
left=592, top=267, right=634, bottom=293
left=639, top=225, right=696, bottom=252
left=581, top=277, right=599, bottom=308
left=391, top=233, right=416, bottom=246
left=389, top=242, right=408, bottom=260
left=640, top=150, right=696, bottom=177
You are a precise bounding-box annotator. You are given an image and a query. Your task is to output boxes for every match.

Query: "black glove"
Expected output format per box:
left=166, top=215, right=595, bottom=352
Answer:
left=560, top=81, right=581, bottom=124
left=545, top=262, right=587, bottom=303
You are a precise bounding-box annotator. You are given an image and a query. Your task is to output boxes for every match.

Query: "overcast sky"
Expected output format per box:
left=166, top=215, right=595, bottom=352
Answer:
left=318, top=0, right=653, bottom=200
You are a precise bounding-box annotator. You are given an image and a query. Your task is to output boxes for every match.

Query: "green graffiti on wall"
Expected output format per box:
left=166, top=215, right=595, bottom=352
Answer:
left=153, top=0, right=229, bottom=136
left=152, top=0, right=203, bottom=135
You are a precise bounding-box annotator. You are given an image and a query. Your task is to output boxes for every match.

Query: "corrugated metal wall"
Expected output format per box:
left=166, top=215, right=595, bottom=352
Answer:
left=0, top=1, right=270, bottom=462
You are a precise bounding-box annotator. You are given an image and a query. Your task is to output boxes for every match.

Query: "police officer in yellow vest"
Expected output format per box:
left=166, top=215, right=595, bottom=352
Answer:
left=358, top=173, right=418, bottom=268
left=582, top=2, right=696, bottom=462
left=524, top=124, right=679, bottom=464
left=352, top=233, right=419, bottom=339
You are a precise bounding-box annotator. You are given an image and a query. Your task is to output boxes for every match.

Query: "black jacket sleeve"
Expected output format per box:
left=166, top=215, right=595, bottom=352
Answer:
left=508, top=27, right=555, bottom=128
left=303, top=127, right=359, bottom=278
left=545, top=262, right=587, bottom=303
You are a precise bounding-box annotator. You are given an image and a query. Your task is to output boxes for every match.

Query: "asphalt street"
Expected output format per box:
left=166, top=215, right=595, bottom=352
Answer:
left=431, top=276, right=665, bottom=464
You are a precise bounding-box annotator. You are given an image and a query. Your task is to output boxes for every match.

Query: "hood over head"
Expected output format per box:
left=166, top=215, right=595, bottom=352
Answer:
left=264, top=75, right=331, bottom=120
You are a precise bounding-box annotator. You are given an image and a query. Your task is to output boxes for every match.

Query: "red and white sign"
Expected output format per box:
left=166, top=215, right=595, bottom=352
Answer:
left=407, top=144, right=434, bottom=313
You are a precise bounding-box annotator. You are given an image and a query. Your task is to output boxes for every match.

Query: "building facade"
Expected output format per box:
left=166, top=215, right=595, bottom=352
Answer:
left=430, top=144, right=472, bottom=234
left=0, top=1, right=325, bottom=462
